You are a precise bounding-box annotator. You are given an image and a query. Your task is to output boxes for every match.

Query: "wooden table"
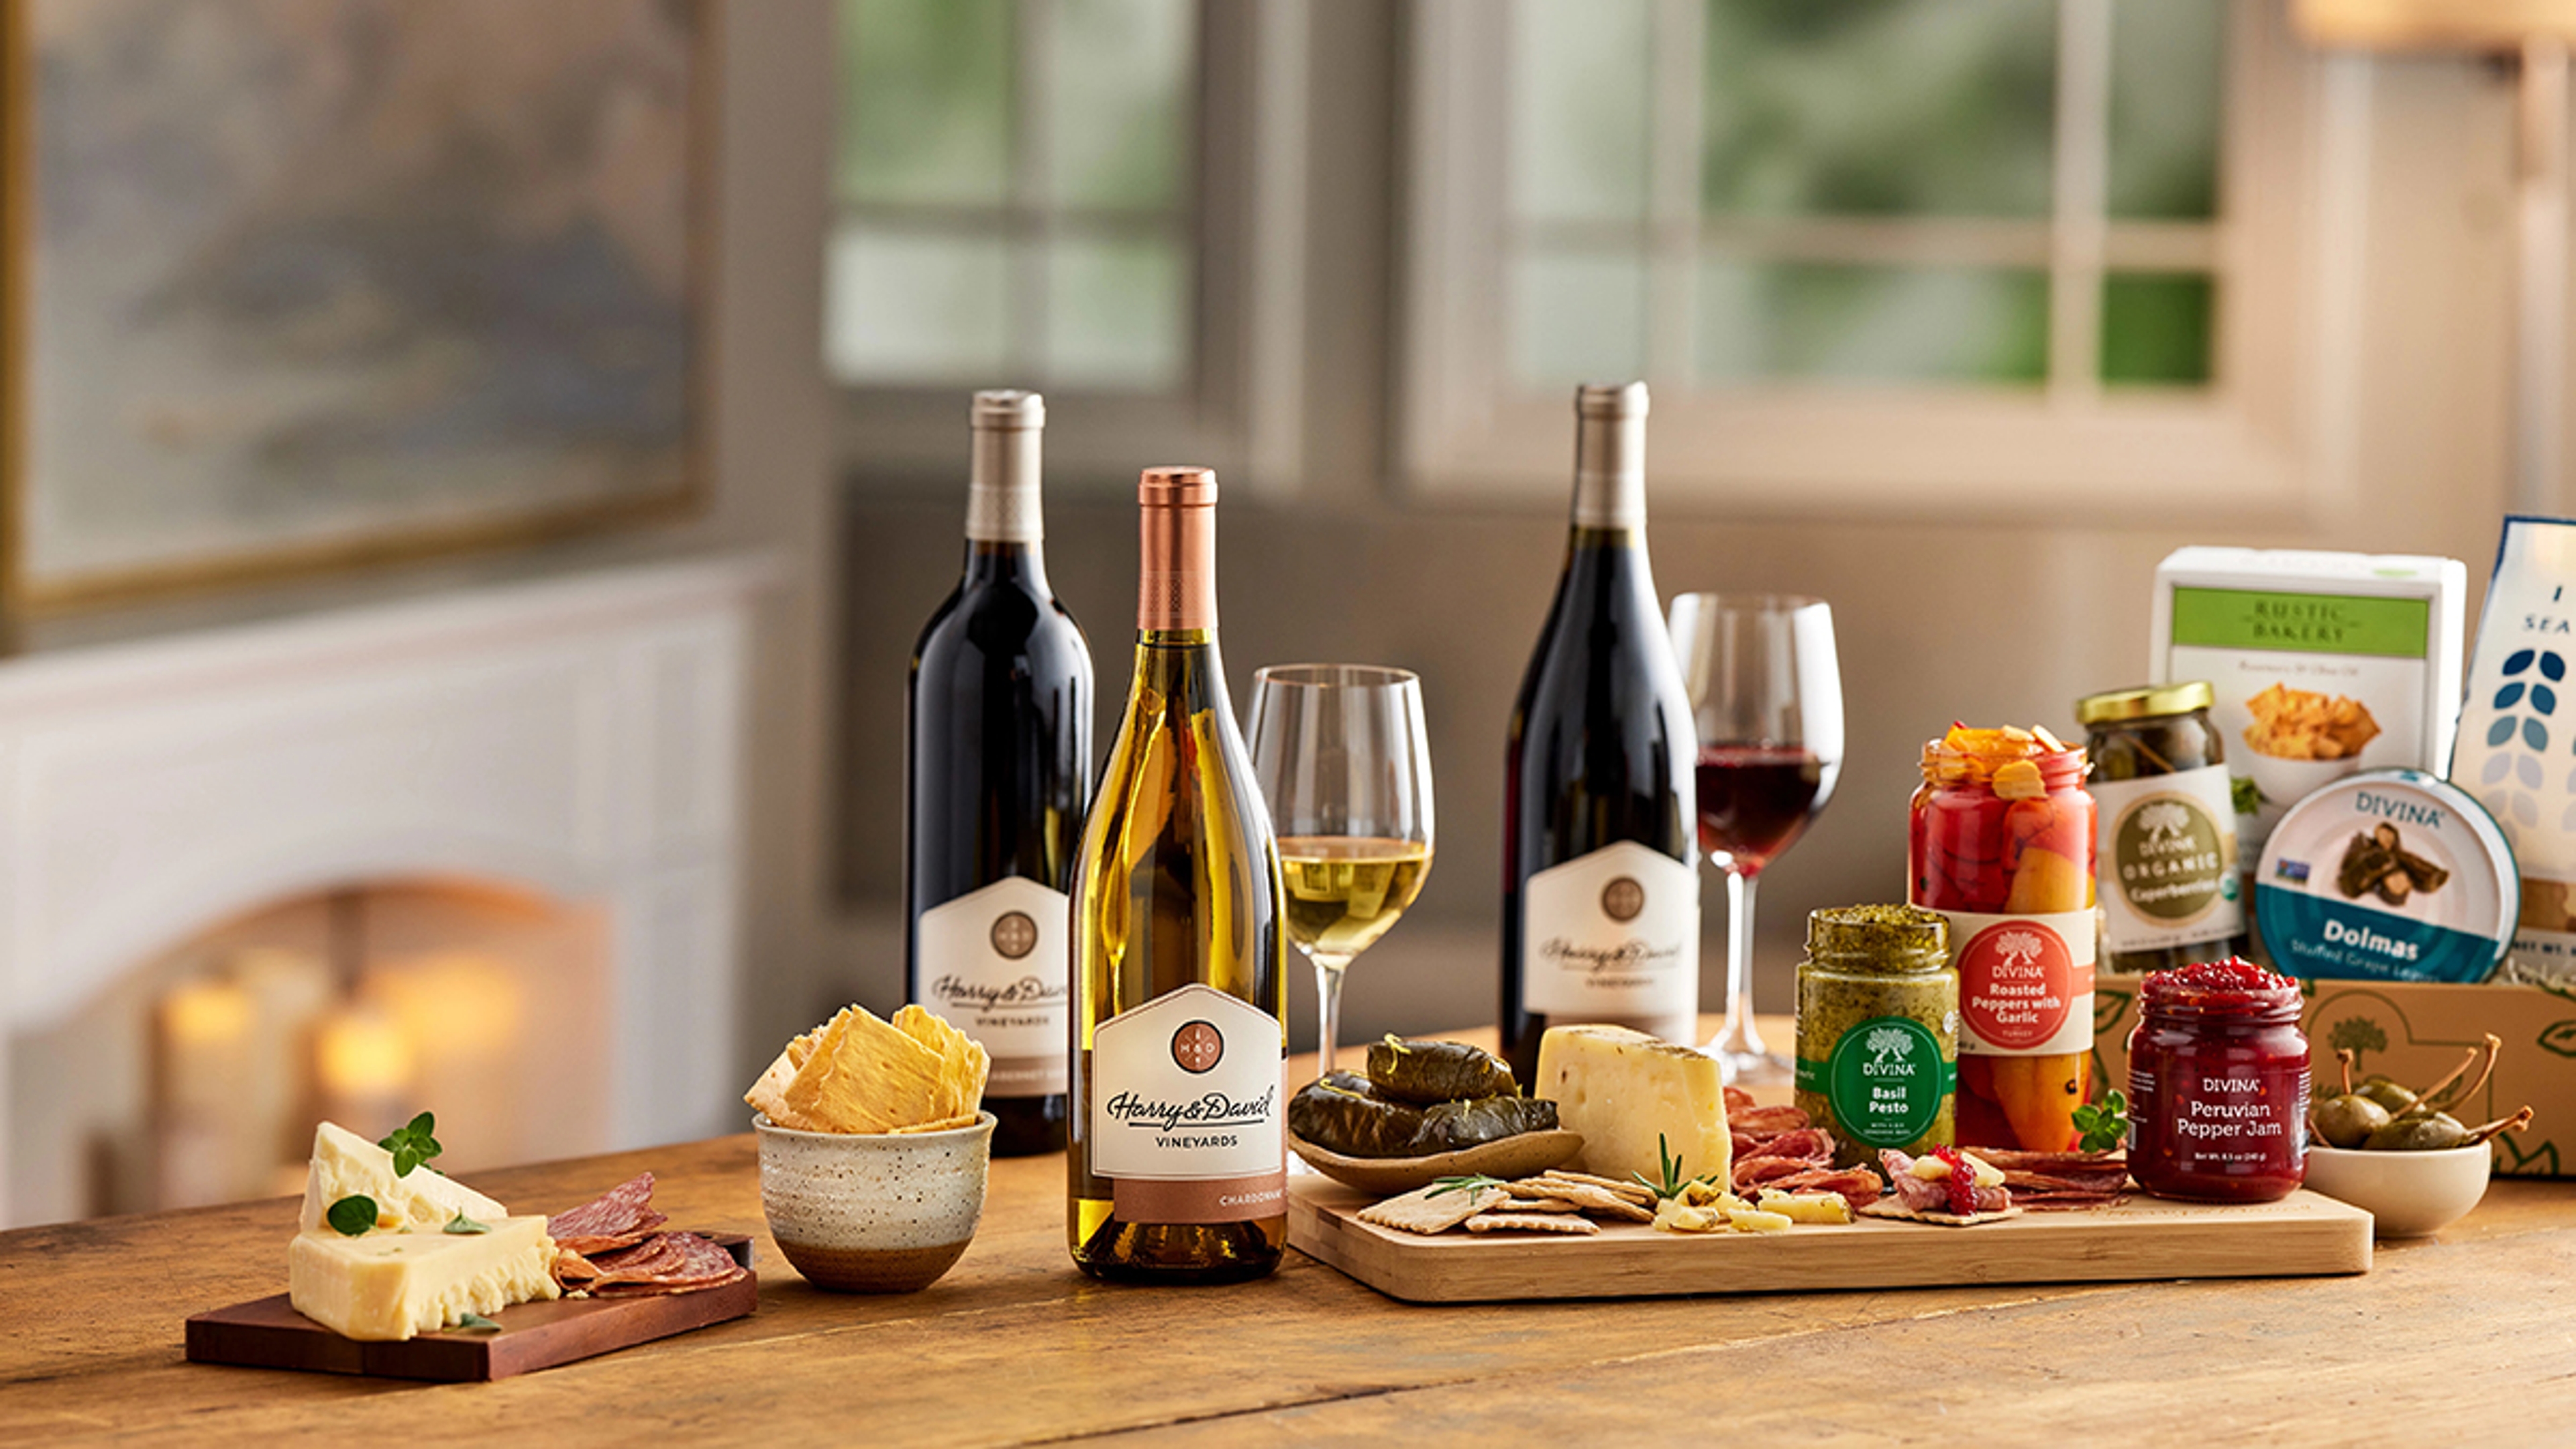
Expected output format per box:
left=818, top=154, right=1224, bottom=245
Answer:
left=7, top=1102, right=2575, bottom=1441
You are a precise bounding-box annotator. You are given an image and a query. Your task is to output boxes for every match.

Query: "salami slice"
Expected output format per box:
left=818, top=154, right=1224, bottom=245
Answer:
left=1728, top=1105, right=1811, bottom=1137
left=590, top=1232, right=747, bottom=1295
left=1736, top=1127, right=1833, bottom=1165
left=1760, top=1166, right=1883, bottom=1207
left=549, top=1173, right=666, bottom=1254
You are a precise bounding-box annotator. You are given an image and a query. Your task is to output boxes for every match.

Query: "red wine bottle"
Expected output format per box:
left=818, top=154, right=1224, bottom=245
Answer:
left=906, top=390, right=1093, bottom=1157
left=1500, top=382, right=1701, bottom=1081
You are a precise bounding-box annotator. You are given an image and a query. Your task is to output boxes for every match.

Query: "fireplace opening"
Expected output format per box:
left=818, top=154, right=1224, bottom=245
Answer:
left=9, top=878, right=610, bottom=1223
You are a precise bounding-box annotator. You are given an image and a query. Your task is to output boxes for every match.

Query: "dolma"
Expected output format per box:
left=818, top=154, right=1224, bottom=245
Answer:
left=1289, top=1071, right=1428, bottom=1158
left=1364, top=1036, right=1517, bottom=1105
left=1408, top=1095, right=1560, bottom=1154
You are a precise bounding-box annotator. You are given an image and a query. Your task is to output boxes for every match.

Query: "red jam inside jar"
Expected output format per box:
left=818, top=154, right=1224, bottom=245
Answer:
left=2127, top=959, right=2309, bottom=1203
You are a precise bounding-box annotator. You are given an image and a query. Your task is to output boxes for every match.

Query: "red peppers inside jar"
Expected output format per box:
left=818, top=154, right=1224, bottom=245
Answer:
left=2126, top=958, right=2308, bottom=1203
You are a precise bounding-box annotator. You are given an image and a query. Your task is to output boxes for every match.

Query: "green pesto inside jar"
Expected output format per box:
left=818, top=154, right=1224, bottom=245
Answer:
left=1795, top=904, right=1957, bottom=1167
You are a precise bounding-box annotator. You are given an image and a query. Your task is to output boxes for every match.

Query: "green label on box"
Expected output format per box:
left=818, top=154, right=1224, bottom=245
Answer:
left=2169, top=587, right=2428, bottom=658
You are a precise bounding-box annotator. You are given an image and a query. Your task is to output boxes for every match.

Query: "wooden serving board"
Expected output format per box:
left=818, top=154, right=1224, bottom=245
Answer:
left=1288, top=1178, right=2372, bottom=1303
left=184, top=1234, right=756, bottom=1382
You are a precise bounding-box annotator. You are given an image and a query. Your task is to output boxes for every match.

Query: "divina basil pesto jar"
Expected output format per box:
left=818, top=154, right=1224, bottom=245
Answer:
left=2077, top=682, right=2250, bottom=975
left=1794, top=905, right=1957, bottom=1168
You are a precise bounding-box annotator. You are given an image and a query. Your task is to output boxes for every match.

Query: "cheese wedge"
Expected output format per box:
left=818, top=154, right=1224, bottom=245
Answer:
left=295, top=1121, right=506, bottom=1235
left=1534, top=1024, right=1732, bottom=1189
left=288, top=1216, right=559, bottom=1341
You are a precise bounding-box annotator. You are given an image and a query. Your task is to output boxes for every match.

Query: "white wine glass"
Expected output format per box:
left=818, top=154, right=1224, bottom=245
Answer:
left=1666, top=594, right=1844, bottom=1085
left=1246, top=665, right=1435, bottom=1079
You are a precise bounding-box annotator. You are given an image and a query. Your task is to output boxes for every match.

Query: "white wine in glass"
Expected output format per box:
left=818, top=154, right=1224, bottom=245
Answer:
left=1248, top=665, right=1435, bottom=1077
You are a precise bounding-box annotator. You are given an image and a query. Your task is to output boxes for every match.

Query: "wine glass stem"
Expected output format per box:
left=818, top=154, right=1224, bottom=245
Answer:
left=1719, top=868, right=1767, bottom=1059
left=1314, top=955, right=1351, bottom=1075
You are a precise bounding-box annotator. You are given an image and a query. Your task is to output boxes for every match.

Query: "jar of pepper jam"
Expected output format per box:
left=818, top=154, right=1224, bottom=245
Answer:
left=1909, top=724, right=2096, bottom=1152
left=2126, top=959, right=2308, bottom=1202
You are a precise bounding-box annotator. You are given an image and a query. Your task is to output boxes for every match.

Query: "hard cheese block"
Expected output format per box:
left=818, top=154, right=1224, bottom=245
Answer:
left=1534, top=1024, right=1731, bottom=1187
left=288, top=1215, right=560, bottom=1342
left=297, top=1121, right=507, bottom=1234
left=287, top=1120, right=557, bottom=1341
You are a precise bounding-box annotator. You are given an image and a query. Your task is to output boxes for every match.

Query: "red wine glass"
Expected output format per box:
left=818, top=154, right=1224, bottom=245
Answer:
left=1666, top=593, right=1843, bottom=1085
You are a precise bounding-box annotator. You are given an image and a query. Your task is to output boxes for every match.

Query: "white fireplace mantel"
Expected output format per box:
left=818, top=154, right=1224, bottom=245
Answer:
left=0, top=555, right=766, bottom=1225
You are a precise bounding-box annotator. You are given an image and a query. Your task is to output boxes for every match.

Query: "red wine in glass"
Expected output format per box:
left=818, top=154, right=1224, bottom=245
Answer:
left=1695, top=745, right=1826, bottom=877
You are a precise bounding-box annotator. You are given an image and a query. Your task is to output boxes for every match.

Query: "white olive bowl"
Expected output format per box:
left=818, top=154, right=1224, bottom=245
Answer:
left=2302, top=1144, right=2491, bottom=1238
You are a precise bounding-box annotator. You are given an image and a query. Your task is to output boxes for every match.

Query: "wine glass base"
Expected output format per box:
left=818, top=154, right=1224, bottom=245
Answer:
left=1707, top=1043, right=1794, bottom=1088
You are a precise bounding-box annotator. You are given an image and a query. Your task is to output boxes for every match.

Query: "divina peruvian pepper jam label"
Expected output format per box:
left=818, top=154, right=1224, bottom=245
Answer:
left=1932, top=910, right=2097, bottom=1057
left=1087, top=983, right=1285, bottom=1224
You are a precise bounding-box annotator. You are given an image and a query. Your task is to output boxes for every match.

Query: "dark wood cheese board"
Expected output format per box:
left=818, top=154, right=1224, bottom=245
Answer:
left=185, top=1234, right=755, bottom=1382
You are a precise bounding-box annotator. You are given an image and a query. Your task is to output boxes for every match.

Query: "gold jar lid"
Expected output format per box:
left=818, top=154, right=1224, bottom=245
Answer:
left=2076, top=681, right=2215, bottom=725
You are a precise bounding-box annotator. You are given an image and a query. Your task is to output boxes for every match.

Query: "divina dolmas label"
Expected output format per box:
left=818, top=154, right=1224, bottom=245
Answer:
left=1087, top=984, right=1285, bottom=1223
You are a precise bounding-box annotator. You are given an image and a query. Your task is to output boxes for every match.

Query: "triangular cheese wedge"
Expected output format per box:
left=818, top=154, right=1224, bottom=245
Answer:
left=294, top=1121, right=506, bottom=1235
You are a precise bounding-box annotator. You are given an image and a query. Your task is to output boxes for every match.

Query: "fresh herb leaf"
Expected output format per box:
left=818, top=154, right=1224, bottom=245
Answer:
left=2231, top=775, right=2263, bottom=817
left=378, top=1112, right=442, bottom=1178
left=443, top=1208, right=492, bottom=1235
left=2072, top=1088, right=2130, bottom=1153
left=453, top=1312, right=502, bottom=1332
left=1632, top=1132, right=1717, bottom=1202
left=327, top=1195, right=379, bottom=1237
left=1425, top=1174, right=1505, bottom=1199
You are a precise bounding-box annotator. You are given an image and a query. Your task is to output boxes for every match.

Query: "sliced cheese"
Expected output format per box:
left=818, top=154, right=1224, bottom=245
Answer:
left=295, top=1120, right=508, bottom=1235
left=1534, top=1024, right=1732, bottom=1190
left=288, top=1216, right=559, bottom=1341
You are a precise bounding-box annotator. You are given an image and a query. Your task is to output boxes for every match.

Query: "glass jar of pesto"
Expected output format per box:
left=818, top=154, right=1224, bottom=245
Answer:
left=2077, top=682, right=2249, bottom=975
left=1793, top=905, right=1957, bottom=1167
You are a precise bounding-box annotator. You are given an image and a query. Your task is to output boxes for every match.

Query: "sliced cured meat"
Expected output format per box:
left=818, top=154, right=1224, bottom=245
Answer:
left=1880, top=1149, right=2010, bottom=1216
left=1723, top=1085, right=1756, bottom=1114
left=1731, top=1155, right=1823, bottom=1191
left=1736, top=1127, right=1833, bottom=1165
left=590, top=1232, right=747, bottom=1295
left=1729, top=1105, right=1811, bottom=1137
left=1760, top=1167, right=1883, bottom=1208
left=1957, top=1147, right=2123, bottom=1173
left=549, top=1172, right=666, bottom=1254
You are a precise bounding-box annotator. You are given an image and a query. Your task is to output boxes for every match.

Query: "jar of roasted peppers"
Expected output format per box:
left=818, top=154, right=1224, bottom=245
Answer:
left=2076, top=682, right=2249, bottom=975
left=2125, top=958, right=2308, bottom=1203
left=1909, top=724, right=2096, bottom=1152
left=1794, top=905, right=1957, bottom=1169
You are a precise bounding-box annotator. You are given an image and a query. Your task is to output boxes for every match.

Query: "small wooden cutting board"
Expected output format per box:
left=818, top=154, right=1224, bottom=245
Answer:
left=1288, top=1177, right=2372, bottom=1303
left=185, top=1234, right=756, bottom=1381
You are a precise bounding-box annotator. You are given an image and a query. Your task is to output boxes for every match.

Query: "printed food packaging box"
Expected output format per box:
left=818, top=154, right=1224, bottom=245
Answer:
left=2450, top=515, right=2576, bottom=980
left=2094, top=972, right=2574, bottom=1177
left=2148, top=547, right=2469, bottom=877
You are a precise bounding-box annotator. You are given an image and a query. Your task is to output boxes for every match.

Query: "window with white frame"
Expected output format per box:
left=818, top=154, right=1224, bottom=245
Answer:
left=825, top=0, right=1291, bottom=478
left=1403, top=0, right=2355, bottom=515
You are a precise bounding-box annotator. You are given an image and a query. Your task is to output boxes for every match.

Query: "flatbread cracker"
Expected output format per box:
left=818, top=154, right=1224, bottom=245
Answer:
left=1539, top=1170, right=1656, bottom=1203
left=1513, top=1179, right=1654, bottom=1222
left=1858, top=1199, right=2023, bottom=1228
left=1358, top=1184, right=1508, bottom=1234
left=1466, top=1213, right=1601, bottom=1236
left=1497, top=1197, right=1580, bottom=1214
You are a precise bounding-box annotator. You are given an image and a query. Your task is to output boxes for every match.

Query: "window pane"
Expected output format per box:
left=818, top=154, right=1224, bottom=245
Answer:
left=2100, top=272, right=2213, bottom=385
left=1047, top=0, right=1193, bottom=211
left=1044, top=234, right=1186, bottom=389
left=1697, top=261, right=2047, bottom=383
left=825, top=227, right=1012, bottom=382
left=1512, top=250, right=1648, bottom=384
left=2108, top=0, right=2224, bottom=220
left=1701, top=0, right=2057, bottom=219
left=837, top=0, right=1011, bottom=207
left=1510, top=0, right=1652, bottom=222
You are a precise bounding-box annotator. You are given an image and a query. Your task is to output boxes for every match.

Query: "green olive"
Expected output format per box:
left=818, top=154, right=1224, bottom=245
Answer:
left=2363, top=1112, right=2467, bottom=1152
left=2355, top=1076, right=2419, bottom=1114
left=2313, top=1093, right=2392, bottom=1148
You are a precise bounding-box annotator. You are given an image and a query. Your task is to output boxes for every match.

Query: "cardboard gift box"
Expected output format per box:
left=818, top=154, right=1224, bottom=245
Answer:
left=2093, top=972, right=2576, bottom=1178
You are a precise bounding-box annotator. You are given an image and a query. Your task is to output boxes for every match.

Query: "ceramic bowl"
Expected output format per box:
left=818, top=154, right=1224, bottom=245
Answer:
left=1286, top=1127, right=1584, bottom=1195
left=755, top=1111, right=996, bottom=1291
left=2302, top=1143, right=2491, bottom=1238
left=2243, top=750, right=2365, bottom=820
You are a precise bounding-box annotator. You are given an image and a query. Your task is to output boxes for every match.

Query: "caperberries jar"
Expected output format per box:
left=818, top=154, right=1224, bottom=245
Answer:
left=2126, top=958, right=2309, bottom=1203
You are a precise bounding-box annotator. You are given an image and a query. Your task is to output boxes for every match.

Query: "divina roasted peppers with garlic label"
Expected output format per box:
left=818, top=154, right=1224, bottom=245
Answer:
left=1909, top=724, right=2096, bottom=1152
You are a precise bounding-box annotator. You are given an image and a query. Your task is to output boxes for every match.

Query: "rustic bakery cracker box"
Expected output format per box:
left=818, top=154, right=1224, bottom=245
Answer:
left=2147, top=547, right=2468, bottom=875
left=2092, top=972, right=2575, bottom=1178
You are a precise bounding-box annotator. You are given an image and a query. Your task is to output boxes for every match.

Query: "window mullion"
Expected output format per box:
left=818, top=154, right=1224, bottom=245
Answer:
left=1012, top=0, right=1054, bottom=379
left=1646, top=0, right=1703, bottom=387
left=2049, top=0, right=2112, bottom=405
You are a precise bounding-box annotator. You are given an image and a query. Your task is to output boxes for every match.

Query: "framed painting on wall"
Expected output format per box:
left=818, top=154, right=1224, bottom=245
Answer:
left=0, top=0, right=707, bottom=613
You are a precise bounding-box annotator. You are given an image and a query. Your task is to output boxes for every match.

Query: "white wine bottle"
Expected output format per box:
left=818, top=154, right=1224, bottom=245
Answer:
left=1068, top=466, right=1288, bottom=1284
left=1499, top=382, right=1701, bottom=1081
left=905, top=390, right=1092, bottom=1157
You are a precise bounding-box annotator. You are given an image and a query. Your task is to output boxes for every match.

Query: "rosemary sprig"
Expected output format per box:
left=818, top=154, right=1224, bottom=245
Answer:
left=1631, top=1132, right=1717, bottom=1202
left=1425, top=1174, right=1506, bottom=1199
